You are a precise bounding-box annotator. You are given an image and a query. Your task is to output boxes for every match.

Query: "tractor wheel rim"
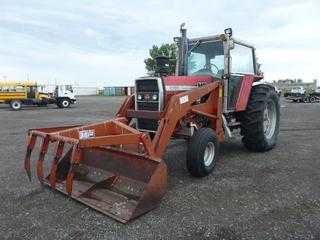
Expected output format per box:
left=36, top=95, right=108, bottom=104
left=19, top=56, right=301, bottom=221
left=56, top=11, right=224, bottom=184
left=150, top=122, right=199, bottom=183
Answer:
left=263, top=100, right=277, bottom=139
left=204, top=142, right=215, bottom=167
left=62, top=101, right=68, bottom=107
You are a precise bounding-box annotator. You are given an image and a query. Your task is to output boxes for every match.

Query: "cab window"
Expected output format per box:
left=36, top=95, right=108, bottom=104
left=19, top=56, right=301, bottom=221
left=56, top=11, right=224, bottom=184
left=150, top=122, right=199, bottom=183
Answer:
left=16, top=86, right=25, bottom=92
left=230, top=44, right=255, bottom=74
left=1, top=86, right=9, bottom=92
left=187, top=41, right=224, bottom=78
left=65, top=85, right=73, bottom=92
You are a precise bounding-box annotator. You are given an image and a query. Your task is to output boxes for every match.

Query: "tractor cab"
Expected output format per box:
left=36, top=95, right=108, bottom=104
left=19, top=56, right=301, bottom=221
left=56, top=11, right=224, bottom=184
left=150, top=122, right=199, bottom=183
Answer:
left=175, top=27, right=259, bottom=112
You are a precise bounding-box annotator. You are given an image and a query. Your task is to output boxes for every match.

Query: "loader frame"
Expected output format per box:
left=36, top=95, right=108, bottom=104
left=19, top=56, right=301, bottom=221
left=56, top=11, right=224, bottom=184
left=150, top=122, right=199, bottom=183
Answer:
left=24, top=81, right=223, bottom=222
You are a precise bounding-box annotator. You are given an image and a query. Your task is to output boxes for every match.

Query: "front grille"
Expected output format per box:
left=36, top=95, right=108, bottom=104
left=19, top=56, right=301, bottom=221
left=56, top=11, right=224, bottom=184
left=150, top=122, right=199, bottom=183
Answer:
left=136, top=78, right=161, bottom=131
left=136, top=79, right=159, bottom=92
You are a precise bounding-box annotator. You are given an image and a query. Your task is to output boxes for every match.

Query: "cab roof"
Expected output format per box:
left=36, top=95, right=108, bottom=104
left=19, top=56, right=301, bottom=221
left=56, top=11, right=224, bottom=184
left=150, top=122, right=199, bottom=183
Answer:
left=189, top=35, right=255, bottom=49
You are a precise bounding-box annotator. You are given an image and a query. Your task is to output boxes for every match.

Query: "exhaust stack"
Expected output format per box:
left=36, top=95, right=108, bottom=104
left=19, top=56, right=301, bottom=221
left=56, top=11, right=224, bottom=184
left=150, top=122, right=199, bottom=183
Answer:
left=174, top=23, right=188, bottom=76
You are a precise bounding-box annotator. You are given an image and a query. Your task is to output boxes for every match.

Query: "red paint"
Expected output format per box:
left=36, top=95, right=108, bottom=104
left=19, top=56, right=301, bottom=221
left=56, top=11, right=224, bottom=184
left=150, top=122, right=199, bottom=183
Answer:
left=163, top=76, right=212, bottom=86
left=236, top=75, right=254, bottom=111
left=49, top=164, right=58, bottom=188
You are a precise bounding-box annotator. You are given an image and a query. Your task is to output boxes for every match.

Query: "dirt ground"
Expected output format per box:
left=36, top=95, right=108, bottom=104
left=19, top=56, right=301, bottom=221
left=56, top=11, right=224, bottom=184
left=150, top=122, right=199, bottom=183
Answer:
left=0, top=96, right=320, bottom=240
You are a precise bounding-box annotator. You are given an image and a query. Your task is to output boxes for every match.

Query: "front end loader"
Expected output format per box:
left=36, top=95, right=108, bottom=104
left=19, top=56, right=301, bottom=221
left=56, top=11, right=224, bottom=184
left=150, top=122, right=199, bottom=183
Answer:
left=24, top=25, right=280, bottom=223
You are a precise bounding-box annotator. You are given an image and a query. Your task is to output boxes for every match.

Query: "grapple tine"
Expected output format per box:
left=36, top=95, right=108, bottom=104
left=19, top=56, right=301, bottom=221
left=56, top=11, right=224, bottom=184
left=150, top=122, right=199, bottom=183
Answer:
left=66, top=146, right=81, bottom=196
left=36, top=137, right=50, bottom=186
left=66, top=169, right=75, bottom=195
left=24, top=134, right=37, bottom=181
left=49, top=141, right=65, bottom=189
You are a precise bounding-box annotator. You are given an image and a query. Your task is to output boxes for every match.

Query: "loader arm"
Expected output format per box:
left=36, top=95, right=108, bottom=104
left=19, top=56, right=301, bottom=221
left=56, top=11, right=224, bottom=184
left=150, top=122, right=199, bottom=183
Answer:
left=116, top=94, right=135, bottom=118
left=152, top=81, right=223, bottom=157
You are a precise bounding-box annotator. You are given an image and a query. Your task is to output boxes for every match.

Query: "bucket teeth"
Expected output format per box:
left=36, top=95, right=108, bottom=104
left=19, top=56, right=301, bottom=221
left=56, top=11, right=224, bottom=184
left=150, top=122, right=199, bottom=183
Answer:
left=36, top=137, right=50, bottom=186
left=24, top=134, right=37, bottom=181
left=66, top=168, right=75, bottom=196
left=66, top=146, right=81, bottom=196
left=25, top=149, right=33, bottom=181
left=49, top=141, right=65, bottom=189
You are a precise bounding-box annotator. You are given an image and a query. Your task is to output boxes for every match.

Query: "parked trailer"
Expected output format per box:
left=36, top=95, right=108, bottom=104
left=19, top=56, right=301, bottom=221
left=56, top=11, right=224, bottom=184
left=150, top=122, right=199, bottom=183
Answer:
left=285, top=93, right=318, bottom=103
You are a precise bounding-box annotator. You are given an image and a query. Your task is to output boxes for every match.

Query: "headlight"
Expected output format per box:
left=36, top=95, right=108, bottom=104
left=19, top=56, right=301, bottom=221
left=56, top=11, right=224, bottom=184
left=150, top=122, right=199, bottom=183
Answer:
left=137, top=94, right=143, bottom=100
left=152, top=94, right=158, bottom=101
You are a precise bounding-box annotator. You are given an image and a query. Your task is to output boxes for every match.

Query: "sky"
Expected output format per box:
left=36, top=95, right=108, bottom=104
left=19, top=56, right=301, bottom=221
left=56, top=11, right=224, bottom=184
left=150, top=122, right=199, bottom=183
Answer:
left=0, top=0, right=319, bottom=87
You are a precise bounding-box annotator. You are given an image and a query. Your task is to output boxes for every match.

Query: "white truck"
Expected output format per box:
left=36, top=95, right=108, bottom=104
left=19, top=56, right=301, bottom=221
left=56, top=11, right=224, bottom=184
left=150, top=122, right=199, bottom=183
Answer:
left=53, top=85, right=76, bottom=108
left=290, top=86, right=306, bottom=95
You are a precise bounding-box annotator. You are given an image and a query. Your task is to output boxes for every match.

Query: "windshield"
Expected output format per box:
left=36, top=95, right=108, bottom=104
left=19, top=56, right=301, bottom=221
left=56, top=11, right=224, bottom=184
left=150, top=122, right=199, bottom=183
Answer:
left=187, top=41, right=224, bottom=78
left=65, top=85, right=73, bottom=92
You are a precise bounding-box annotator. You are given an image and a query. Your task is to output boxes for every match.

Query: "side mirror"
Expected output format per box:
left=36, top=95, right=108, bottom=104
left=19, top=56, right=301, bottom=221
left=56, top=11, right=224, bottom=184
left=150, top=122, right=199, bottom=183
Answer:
left=224, top=28, right=233, bottom=37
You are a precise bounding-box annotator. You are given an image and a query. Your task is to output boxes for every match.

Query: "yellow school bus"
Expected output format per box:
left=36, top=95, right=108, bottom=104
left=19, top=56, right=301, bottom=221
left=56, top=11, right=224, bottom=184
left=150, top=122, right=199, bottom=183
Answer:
left=0, top=81, right=53, bottom=110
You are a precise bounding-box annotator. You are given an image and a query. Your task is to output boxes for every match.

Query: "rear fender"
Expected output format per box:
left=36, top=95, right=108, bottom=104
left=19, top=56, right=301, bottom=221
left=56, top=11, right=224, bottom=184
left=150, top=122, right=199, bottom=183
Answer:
left=235, top=75, right=254, bottom=112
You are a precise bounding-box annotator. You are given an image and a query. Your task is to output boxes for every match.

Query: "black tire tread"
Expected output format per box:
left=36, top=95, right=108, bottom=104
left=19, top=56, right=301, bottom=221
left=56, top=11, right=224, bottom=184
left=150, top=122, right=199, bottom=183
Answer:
left=237, top=84, right=279, bottom=152
left=186, top=128, right=219, bottom=177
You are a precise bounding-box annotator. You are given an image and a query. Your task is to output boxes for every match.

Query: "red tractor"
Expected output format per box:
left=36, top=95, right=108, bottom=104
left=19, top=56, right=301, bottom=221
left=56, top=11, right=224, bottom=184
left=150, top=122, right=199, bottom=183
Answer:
left=24, top=25, right=280, bottom=222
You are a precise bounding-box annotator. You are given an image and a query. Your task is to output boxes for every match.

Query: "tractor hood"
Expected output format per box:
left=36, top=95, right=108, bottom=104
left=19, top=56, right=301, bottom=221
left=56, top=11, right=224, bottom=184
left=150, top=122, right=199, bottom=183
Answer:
left=163, top=76, right=213, bottom=92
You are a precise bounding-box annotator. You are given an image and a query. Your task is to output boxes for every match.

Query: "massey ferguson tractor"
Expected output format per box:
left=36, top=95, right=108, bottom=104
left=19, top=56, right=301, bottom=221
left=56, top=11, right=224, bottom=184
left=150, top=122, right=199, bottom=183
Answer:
left=24, top=25, right=280, bottom=223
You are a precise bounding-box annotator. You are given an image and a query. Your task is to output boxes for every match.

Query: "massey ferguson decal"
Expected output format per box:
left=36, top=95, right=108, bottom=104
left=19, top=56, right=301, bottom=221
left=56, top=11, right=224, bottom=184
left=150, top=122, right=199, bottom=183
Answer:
left=197, top=82, right=208, bottom=87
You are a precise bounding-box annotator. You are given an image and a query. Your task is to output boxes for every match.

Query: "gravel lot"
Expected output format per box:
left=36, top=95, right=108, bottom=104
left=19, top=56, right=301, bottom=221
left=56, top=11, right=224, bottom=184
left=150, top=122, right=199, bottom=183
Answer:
left=0, top=96, right=320, bottom=240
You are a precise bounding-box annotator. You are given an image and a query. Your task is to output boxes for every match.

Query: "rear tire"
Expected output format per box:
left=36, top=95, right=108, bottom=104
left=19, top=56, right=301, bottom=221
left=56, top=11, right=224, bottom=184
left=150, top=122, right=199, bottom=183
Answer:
left=10, top=100, right=22, bottom=110
left=309, top=96, right=316, bottom=103
left=186, top=128, right=220, bottom=177
left=237, top=84, right=280, bottom=152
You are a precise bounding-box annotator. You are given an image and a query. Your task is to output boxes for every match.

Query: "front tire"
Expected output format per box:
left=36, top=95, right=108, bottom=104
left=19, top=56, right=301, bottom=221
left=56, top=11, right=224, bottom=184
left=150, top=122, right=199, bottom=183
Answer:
left=237, top=84, right=280, bottom=152
left=10, top=100, right=22, bottom=111
left=58, top=99, right=71, bottom=108
left=302, top=96, right=309, bottom=103
left=186, top=128, right=220, bottom=177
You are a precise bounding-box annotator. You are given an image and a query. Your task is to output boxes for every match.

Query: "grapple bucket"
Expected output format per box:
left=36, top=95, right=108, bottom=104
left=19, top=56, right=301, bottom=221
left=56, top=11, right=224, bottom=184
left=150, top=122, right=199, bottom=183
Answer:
left=24, top=118, right=167, bottom=223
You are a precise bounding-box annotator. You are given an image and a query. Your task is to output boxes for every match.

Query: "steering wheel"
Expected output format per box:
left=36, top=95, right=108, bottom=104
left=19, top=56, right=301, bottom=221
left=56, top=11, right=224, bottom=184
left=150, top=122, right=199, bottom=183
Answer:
left=210, top=63, right=219, bottom=74
left=203, top=63, right=219, bottom=74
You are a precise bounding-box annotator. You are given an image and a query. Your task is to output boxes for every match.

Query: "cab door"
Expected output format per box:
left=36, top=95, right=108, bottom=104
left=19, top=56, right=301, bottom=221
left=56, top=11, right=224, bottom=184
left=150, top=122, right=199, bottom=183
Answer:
left=27, top=86, right=36, bottom=99
left=228, top=43, right=255, bottom=111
